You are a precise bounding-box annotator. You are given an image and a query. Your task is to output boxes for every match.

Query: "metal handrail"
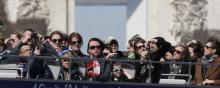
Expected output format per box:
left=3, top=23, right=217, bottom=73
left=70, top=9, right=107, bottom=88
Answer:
left=1, top=55, right=220, bottom=85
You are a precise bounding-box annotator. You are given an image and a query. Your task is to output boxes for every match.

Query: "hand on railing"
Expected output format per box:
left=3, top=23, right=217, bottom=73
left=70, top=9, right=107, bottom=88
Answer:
left=202, top=79, right=214, bottom=85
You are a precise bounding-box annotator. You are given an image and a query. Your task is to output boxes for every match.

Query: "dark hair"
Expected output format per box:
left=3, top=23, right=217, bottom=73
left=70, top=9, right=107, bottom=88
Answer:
left=187, top=40, right=204, bottom=58
left=128, top=34, right=140, bottom=48
left=18, top=43, right=32, bottom=53
left=153, top=37, right=166, bottom=48
left=10, top=32, right=21, bottom=39
left=206, top=37, right=220, bottom=55
left=23, top=28, right=34, bottom=33
left=134, top=37, right=145, bottom=51
left=68, top=32, right=83, bottom=45
left=49, top=31, right=63, bottom=40
left=0, top=37, right=6, bottom=51
left=87, top=38, right=104, bottom=54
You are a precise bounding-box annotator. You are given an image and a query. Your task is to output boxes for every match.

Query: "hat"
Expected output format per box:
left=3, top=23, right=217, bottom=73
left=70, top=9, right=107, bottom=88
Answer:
left=105, top=36, right=118, bottom=45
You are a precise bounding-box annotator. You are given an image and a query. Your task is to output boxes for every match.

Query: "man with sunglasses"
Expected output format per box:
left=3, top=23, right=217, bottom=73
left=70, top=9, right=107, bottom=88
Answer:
left=85, top=38, right=112, bottom=82
left=193, top=37, right=220, bottom=85
left=133, top=37, right=149, bottom=82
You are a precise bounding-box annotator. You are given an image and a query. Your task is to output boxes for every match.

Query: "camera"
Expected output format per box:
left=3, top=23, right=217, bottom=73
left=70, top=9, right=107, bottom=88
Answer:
left=31, top=33, right=38, bottom=39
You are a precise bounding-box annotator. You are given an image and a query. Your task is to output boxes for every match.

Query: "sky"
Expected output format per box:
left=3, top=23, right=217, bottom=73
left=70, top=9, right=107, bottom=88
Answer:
left=75, top=6, right=127, bottom=54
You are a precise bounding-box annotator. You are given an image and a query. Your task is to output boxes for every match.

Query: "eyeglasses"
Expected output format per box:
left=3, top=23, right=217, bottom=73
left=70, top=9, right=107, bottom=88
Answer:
left=89, top=45, right=101, bottom=50
left=175, top=50, right=183, bottom=54
left=137, top=45, right=145, bottom=49
left=205, top=45, right=213, bottom=49
left=69, top=40, right=81, bottom=45
left=52, top=39, right=62, bottom=43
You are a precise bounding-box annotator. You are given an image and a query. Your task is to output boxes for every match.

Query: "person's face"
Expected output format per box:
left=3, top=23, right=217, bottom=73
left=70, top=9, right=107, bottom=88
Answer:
left=149, top=39, right=159, bottom=52
left=19, top=45, right=32, bottom=56
left=189, top=47, right=196, bottom=61
left=69, top=37, right=82, bottom=51
left=103, top=48, right=111, bottom=56
left=50, top=34, right=62, bottom=49
left=23, top=31, right=32, bottom=38
left=113, top=69, right=122, bottom=77
left=204, top=42, right=215, bottom=56
left=88, top=41, right=101, bottom=58
left=109, top=43, right=118, bottom=53
left=61, top=59, right=70, bottom=68
left=164, top=51, right=173, bottom=60
left=173, top=46, right=184, bottom=61
left=9, top=34, right=20, bottom=48
left=136, top=42, right=146, bottom=55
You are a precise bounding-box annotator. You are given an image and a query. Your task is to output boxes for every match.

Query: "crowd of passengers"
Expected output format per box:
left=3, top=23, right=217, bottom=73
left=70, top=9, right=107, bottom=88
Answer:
left=0, top=28, right=220, bottom=85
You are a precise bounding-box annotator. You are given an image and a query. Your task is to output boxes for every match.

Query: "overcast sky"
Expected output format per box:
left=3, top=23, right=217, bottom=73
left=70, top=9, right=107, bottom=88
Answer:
left=75, top=6, right=127, bottom=54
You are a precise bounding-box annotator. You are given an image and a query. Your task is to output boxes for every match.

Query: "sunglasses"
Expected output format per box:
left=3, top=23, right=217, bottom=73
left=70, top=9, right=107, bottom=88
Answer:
left=10, top=39, right=15, bottom=42
left=205, top=45, right=213, bottom=49
left=52, top=39, right=62, bottom=43
left=175, top=50, right=183, bottom=54
left=113, top=69, right=122, bottom=72
left=69, top=40, right=81, bottom=45
left=89, top=45, right=101, bottom=50
left=137, top=45, right=145, bottom=49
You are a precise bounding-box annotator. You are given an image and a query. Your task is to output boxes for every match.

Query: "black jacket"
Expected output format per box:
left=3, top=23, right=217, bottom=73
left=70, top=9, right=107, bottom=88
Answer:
left=29, top=57, right=54, bottom=79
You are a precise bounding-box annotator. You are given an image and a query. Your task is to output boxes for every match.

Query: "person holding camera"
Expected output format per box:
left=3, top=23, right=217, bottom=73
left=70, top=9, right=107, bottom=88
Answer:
left=8, top=28, right=36, bottom=55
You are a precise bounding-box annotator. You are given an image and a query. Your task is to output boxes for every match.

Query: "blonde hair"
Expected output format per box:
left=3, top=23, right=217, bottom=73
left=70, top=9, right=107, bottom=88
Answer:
left=60, top=50, right=73, bottom=62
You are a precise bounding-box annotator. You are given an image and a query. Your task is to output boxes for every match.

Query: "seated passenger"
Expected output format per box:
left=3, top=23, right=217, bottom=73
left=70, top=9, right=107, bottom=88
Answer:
left=111, top=62, right=129, bottom=82
left=58, top=50, right=83, bottom=80
left=17, top=43, right=54, bottom=79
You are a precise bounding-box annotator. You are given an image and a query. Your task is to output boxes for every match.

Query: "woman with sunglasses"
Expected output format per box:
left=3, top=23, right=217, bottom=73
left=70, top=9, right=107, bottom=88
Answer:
left=193, top=37, right=220, bottom=85
left=41, top=31, right=68, bottom=56
left=167, top=44, right=189, bottom=81
left=68, top=32, right=87, bottom=65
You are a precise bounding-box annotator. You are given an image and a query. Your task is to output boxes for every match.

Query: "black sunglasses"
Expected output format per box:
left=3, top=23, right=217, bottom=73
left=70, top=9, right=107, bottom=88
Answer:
left=89, top=45, right=101, bottom=49
left=10, top=39, right=15, bottom=42
left=52, top=39, right=62, bottom=43
left=69, top=40, right=81, bottom=45
left=113, top=69, right=122, bottom=72
left=175, top=50, right=183, bottom=54
left=205, top=45, right=213, bottom=49
left=137, top=45, right=145, bottom=49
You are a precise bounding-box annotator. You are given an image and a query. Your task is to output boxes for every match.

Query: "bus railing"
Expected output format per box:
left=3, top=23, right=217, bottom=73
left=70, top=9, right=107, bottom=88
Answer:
left=0, top=55, right=220, bottom=85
